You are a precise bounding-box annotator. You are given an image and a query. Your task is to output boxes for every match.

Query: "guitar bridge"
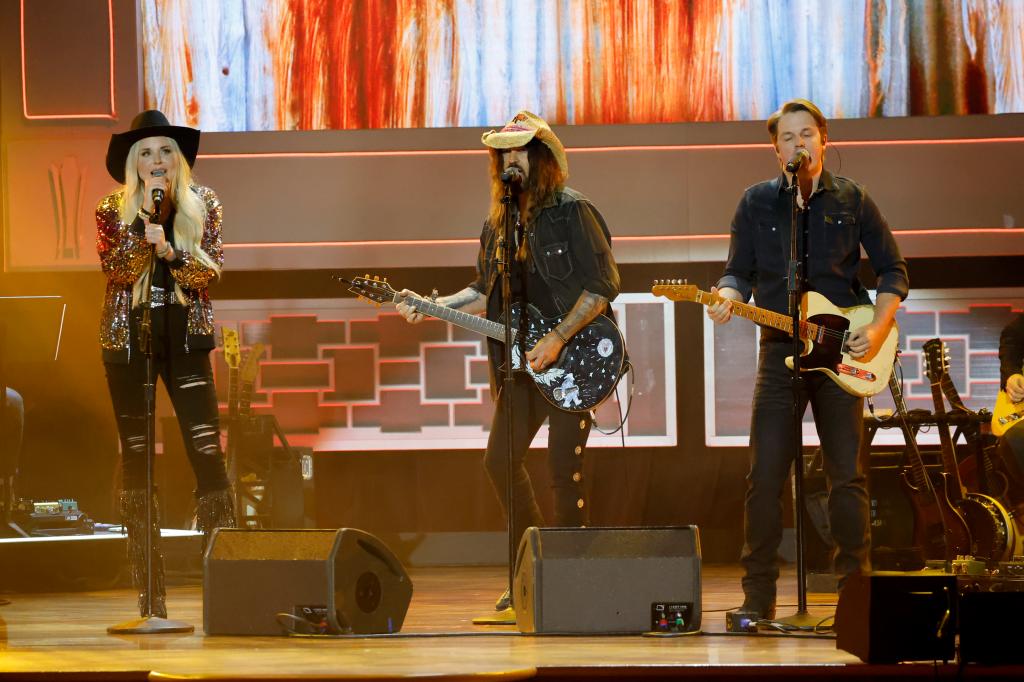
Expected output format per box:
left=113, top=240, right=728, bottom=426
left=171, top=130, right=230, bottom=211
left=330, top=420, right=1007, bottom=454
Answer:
left=837, top=363, right=876, bottom=381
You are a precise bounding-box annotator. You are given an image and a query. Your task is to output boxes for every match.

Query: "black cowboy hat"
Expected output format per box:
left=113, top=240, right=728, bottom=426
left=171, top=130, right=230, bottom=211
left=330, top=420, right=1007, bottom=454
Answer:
left=105, top=109, right=200, bottom=184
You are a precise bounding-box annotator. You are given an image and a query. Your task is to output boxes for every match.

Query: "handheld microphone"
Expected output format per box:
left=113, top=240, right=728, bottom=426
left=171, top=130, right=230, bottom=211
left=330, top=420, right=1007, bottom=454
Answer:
left=500, top=166, right=523, bottom=185
left=151, top=169, right=166, bottom=214
left=784, top=149, right=811, bottom=173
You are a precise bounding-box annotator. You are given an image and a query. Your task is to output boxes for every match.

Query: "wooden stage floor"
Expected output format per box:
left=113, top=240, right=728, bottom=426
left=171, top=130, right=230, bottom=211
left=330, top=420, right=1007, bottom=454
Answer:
left=0, top=564, right=1018, bottom=681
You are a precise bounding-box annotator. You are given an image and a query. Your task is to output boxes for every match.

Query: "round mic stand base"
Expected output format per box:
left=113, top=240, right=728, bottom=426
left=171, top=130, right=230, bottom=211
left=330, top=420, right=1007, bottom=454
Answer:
left=774, top=609, right=823, bottom=630
left=107, top=615, right=195, bottom=635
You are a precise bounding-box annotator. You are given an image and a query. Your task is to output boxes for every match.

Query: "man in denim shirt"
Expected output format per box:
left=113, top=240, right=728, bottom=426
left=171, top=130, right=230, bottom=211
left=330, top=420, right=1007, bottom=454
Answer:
left=707, top=99, right=909, bottom=621
left=397, top=111, right=620, bottom=614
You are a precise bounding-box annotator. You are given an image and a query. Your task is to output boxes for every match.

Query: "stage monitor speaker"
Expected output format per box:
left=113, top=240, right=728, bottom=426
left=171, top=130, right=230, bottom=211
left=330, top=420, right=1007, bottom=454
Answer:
left=203, top=528, right=412, bottom=636
left=959, top=590, right=1024, bottom=665
left=513, top=525, right=701, bottom=634
left=835, top=570, right=957, bottom=663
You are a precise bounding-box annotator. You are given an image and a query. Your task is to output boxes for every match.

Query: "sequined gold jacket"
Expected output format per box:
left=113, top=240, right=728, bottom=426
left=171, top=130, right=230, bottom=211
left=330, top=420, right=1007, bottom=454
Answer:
left=96, top=185, right=223, bottom=363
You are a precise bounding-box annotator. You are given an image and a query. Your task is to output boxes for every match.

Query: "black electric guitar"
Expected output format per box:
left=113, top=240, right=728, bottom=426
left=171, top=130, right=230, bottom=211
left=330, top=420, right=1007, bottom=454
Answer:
left=923, top=339, right=1015, bottom=560
left=342, top=275, right=625, bottom=412
left=651, top=281, right=897, bottom=397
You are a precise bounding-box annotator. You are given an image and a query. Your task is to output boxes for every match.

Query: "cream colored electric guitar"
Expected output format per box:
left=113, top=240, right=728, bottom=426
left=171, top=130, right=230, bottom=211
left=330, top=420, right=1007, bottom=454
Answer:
left=652, top=281, right=897, bottom=397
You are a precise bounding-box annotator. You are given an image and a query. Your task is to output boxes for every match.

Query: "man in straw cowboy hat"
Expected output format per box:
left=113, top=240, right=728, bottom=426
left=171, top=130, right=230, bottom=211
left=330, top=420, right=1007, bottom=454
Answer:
left=396, top=110, right=620, bottom=613
left=97, top=109, right=236, bottom=618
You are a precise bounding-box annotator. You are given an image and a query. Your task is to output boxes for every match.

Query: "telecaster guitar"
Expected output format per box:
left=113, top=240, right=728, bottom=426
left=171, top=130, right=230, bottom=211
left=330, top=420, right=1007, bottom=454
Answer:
left=651, top=281, right=897, bottom=397
left=342, top=275, right=625, bottom=412
left=992, top=390, right=1024, bottom=438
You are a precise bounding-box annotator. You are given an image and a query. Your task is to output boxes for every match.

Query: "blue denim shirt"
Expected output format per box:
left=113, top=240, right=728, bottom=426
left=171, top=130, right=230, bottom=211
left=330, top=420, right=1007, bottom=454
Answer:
left=717, top=170, right=909, bottom=319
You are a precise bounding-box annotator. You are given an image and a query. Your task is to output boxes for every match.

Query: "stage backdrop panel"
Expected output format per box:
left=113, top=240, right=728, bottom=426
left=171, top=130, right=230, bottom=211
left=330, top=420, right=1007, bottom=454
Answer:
left=141, top=0, right=1024, bottom=131
left=211, top=292, right=676, bottom=451
left=20, top=0, right=116, bottom=119
left=705, top=288, right=1024, bottom=447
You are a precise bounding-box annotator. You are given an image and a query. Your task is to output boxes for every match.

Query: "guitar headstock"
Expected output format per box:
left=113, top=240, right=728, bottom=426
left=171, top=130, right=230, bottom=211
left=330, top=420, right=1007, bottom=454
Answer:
left=343, top=274, right=398, bottom=307
left=239, top=342, right=265, bottom=386
left=651, top=279, right=699, bottom=303
left=222, top=327, right=241, bottom=370
left=922, top=338, right=949, bottom=384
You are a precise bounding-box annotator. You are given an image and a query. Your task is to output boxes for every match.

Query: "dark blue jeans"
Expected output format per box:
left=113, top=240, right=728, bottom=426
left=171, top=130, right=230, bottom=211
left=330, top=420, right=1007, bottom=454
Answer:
left=484, top=373, right=591, bottom=558
left=742, top=341, right=870, bottom=602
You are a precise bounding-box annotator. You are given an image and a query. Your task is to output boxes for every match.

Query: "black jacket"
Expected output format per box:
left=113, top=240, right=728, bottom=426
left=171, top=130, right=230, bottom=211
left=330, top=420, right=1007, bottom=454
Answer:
left=469, top=187, right=620, bottom=391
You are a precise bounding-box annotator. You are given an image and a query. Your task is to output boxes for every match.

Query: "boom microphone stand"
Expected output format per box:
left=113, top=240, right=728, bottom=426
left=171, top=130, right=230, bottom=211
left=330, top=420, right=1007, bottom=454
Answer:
left=776, top=163, right=819, bottom=629
left=108, top=192, right=193, bottom=634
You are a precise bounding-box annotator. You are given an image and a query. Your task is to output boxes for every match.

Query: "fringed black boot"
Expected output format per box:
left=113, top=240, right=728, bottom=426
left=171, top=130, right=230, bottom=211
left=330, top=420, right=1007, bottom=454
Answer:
left=195, top=486, right=237, bottom=552
left=120, top=488, right=167, bottom=619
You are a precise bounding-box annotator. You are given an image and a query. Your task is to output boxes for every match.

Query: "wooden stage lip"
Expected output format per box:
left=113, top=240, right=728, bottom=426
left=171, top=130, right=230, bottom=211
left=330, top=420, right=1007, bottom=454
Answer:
left=1, top=565, right=1022, bottom=681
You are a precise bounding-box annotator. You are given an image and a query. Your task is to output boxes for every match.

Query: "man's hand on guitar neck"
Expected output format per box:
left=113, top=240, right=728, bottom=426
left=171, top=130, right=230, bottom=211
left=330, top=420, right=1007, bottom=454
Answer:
left=706, top=286, right=743, bottom=324
left=396, top=287, right=485, bottom=324
left=396, top=289, right=427, bottom=324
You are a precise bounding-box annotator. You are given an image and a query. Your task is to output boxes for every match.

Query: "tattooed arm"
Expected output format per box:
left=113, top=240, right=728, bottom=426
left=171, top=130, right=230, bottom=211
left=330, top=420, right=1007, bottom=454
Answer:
left=396, top=286, right=486, bottom=324
left=525, top=289, right=608, bottom=372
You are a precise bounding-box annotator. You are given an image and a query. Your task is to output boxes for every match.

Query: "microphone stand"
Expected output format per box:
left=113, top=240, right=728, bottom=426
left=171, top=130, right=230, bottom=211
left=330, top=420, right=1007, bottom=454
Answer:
left=108, top=194, right=193, bottom=634
left=500, top=180, right=520, bottom=617
left=776, top=169, right=818, bottom=629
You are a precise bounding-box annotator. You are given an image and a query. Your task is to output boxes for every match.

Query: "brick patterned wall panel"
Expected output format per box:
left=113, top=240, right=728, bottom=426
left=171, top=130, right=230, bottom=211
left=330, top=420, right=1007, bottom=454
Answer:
left=211, top=294, right=675, bottom=450
left=260, top=361, right=331, bottom=390
left=269, top=316, right=323, bottom=359
left=264, top=391, right=321, bottom=433
left=454, top=391, right=493, bottom=429
left=317, top=404, right=348, bottom=428
left=352, top=390, right=449, bottom=432
left=322, top=347, right=377, bottom=402
left=423, top=345, right=477, bottom=400
left=380, top=360, right=420, bottom=386
left=469, top=358, right=490, bottom=387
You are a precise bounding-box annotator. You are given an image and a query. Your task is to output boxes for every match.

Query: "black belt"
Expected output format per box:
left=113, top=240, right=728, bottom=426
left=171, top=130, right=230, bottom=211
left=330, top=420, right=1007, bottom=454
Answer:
left=143, top=286, right=180, bottom=308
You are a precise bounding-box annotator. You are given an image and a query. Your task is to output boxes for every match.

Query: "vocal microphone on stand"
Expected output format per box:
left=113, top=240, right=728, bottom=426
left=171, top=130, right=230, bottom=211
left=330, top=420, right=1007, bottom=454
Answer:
left=785, top=149, right=811, bottom=173
left=500, top=166, right=523, bottom=185
left=151, top=169, right=166, bottom=216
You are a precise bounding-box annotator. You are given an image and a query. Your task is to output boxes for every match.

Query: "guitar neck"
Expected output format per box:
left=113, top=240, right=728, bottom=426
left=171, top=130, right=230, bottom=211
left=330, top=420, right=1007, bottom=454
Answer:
left=929, top=380, right=966, bottom=502
left=693, top=290, right=819, bottom=340
left=888, top=374, right=931, bottom=489
left=227, top=367, right=239, bottom=419
left=398, top=293, right=511, bottom=342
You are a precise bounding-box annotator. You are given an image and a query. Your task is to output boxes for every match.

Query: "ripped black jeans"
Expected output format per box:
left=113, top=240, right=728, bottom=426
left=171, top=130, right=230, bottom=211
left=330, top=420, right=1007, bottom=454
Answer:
left=104, top=304, right=229, bottom=495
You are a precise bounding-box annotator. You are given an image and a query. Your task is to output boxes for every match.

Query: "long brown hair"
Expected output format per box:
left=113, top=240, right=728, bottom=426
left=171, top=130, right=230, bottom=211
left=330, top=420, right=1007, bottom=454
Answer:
left=487, top=138, right=567, bottom=261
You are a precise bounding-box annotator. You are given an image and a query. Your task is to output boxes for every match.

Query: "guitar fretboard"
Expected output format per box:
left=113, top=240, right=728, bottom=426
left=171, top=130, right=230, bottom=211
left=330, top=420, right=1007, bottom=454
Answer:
left=397, top=294, right=518, bottom=342
left=694, top=290, right=822, bottom=342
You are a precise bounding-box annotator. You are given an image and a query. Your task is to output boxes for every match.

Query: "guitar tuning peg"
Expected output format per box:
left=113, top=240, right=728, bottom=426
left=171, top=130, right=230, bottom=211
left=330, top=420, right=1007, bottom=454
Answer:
left=363, top=273, right=369, bottom=279
left=684, top=278, right=688, bottom=285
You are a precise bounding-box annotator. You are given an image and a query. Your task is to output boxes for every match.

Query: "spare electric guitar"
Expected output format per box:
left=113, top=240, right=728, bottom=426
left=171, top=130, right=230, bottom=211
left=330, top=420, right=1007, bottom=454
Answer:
left=992, top=369, right=1024, bottom=437
left=888, top=372, right=971, bottom=561
left=221, top=327, right=265, bottom=454
left=923, top=338, right=1016, bottom=561
left=651, top=281, right=897, bottom=397
left=342, top=275, right=625, bottom=412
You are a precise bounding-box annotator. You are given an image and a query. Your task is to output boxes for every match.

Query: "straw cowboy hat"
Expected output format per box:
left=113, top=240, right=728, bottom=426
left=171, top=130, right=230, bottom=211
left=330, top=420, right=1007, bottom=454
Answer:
left=105, top=109, right=200, bottom=184
left=481, top=110, right=568, bottom=176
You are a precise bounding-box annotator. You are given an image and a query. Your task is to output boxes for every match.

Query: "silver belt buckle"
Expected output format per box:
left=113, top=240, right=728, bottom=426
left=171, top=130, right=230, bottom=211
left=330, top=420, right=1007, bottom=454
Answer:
left=149, top=286, right=173, bottom=308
